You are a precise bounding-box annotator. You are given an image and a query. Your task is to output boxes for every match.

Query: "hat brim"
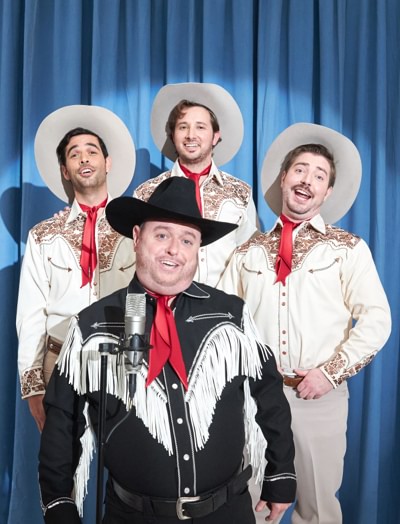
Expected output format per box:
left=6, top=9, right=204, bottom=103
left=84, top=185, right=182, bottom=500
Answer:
left=106, top=196, right=238, bottom=247
left=151, top=83, right=243, bottom=166
left=34, top=105, right=136, bottom=203
left=261, top=123, right=362, bottom=224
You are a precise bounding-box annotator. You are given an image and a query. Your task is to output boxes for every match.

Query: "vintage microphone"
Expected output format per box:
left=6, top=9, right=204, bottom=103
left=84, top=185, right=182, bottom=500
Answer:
left=123, top=293, right=149, bottom=398
left=96, top=293, right=150, bottom=523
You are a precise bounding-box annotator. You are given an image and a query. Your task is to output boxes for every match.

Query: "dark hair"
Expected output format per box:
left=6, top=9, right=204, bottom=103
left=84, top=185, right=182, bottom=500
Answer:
left=166, top=100, right=222, bottom=145
left=279, top=144, right=336, bottom=187
left=56, top=127, right=108, bottom=166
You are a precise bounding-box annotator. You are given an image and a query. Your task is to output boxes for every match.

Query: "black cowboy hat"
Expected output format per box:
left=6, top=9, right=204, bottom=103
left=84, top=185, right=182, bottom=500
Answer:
left=106, top=177, right=238, bottom=246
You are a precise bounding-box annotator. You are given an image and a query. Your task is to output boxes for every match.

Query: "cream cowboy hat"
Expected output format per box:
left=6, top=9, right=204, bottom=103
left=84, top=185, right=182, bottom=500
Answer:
left=151, top=83, right=244, bottom=166
left=261, top=123, right=362, bottom=224
left=34, top=105, right=136, bottom=203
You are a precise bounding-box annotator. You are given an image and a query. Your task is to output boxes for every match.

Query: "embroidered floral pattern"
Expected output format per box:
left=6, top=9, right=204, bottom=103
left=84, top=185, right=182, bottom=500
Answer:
left=134, top=171, right=251, bottom=221
left=237, top=223, right=361, bottom=272
left=323, top=351, right=376, bottom=387
left=31, top=211, right=124, bottom=271
left=201, top=172, right=251, bottom=220
left=21, top=367, right=45, bottom=397
left=134, top=172, right=173, bottom=202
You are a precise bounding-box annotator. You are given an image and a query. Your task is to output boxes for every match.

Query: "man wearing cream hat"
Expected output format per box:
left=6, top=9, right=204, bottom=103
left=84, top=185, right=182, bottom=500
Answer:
left=17, top=105, right=136, bottom=432
left=220, top=123, right=391, bottom=523
left=134, top=82, right=258, bottom=287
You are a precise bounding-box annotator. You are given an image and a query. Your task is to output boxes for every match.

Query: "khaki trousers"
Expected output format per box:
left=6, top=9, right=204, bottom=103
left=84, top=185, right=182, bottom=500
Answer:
left=249, top=382, right=348, bottom=524
left=43, top=348, right=59, bottom=386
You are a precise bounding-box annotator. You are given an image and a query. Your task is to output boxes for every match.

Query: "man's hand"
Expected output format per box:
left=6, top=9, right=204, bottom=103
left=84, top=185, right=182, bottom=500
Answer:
left=294, top=368, right=333, bottom=399
left=28, top=394, right=46, bottom=432
left=255, top=499, right=291, bottom=521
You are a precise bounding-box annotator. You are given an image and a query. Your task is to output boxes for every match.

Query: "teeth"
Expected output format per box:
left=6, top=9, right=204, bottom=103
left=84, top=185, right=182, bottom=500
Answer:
left=295, top=189, right=310, bottom=197
left=162, top=260, right=177, bottom=267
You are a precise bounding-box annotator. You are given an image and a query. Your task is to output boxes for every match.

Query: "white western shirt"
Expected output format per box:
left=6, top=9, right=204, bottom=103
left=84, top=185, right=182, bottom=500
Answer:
left=219, top=215, right=391, bottom=387
left=17, top=198, right=135, bottom=398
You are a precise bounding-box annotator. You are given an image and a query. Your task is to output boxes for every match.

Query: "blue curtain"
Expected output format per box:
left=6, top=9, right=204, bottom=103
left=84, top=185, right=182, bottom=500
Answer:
left=1, top=1, right=398, bottom=523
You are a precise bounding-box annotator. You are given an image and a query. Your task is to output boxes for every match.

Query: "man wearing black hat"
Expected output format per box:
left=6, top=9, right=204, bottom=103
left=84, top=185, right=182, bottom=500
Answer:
left=38, top=177, right=296, bottom=524
left=220, top=124, right=391, bottom=523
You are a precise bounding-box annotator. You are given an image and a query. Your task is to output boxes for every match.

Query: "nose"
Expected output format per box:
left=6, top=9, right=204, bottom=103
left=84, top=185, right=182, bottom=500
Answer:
left=80, top=154, right=89, bottom=164
left=166, top=237, right=179, bottom=255
left=184, top=125, right=195, bottom=138
left=299, top=171, right=312, bottom=185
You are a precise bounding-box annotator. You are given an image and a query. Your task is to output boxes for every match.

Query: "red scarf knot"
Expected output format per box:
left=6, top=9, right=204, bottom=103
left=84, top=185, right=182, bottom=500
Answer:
left=275, top=214, right=302, bottom=286
left=146, top=292, right=188, bottom=390
left=78, top=197, right=107, bottom=287
left=179, top=161, right=212, bottom=215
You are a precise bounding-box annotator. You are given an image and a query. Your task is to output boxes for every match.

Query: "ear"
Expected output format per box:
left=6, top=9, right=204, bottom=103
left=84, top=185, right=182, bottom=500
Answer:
left=105, top=156, right=112, bottom=174
left=212, top=131, right=221, bottom=147
left=61, top=165, right=70, bottom=181
left=323, top=186, right=333, bottom=202
left=280, top=172, right=287, bottom=188
left=132, top=225, right=141, bottom=251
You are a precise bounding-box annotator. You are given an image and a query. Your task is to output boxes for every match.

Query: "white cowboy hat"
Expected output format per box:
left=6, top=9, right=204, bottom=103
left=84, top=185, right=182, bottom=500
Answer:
left=151, top=82, right=244, bottom=166
left=261, top=123, right=362, bottom=224
left=34, top=105, right=136, bottom=203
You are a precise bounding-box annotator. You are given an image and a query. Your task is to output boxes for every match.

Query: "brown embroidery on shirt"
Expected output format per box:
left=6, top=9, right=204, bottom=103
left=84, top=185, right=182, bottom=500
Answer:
left=134, top=171, right=251, bottom=221
left=308, top=258, right=341, bottom=273
left=31, top=211, right=125, bottom=272
left=237, top=223, right=361, bottom=272
left=47, top=257, right=72, bottom=272
left=201, top=173, right=251, bottom=221
left=134, top=172, right=173, bottom=202
left=21, top=367, right=45, bottom=397
left=97, top=220, right=125, bottom=270
left=118, top=261, right=135, bottom=272
left=323, top=351, right=376, bottom=387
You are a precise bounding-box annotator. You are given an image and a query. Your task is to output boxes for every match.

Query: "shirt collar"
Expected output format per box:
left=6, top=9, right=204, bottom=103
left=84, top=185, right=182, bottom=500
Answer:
left=175, top=159, right=224, bottom=186
left=65, top=193, right=112, bottom=225
left=128, top=276, right=210, bottom=300
left=272, top=213, right=327, bottom=235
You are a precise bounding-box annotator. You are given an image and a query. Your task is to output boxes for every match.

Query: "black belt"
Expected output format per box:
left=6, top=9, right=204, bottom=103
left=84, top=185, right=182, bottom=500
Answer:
left=111, top=465, right=252, bottom=520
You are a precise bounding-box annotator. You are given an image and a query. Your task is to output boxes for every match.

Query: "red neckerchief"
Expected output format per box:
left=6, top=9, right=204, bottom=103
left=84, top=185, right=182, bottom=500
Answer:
left=275, top=214, right=302, bottom=285
left=178, top=161, right=212, bottom=214
left=78, top=197, right=107, bottom=287
left=146, top=292, right=188, bottom=390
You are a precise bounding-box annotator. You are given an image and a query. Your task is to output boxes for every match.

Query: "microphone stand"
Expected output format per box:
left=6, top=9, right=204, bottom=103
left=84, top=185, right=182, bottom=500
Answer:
left=96, top=342, right=118, bottom=524
left=96, top=335, right=151, bottom=524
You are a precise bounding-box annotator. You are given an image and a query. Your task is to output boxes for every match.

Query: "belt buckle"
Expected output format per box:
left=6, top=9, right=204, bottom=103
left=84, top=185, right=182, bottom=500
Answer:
left=176, top=496, right=201, bottom=520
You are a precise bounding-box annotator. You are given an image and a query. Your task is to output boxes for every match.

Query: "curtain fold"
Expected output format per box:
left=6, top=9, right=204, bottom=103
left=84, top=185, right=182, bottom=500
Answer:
left=1, top=1, right=398, bottom=523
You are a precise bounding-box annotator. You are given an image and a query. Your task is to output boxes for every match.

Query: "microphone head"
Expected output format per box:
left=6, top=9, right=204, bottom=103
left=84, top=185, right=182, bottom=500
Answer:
left=125, top=293, right=146, bottom=337
left=125, top=293, right=146, bottom=318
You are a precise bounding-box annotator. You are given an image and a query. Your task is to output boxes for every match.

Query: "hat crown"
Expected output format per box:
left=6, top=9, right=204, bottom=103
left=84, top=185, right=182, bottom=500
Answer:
left=147, top=177, right=202, bottom=221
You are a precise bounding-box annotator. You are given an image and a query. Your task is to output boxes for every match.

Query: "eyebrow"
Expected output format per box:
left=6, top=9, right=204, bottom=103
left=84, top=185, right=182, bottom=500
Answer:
left=152, top=224, right=199, bottom=239
left=294, top=161, right=328, bottom=176
left=176, top=119, right=209, bottom=126
left=66, top=142, right=101, bottom=156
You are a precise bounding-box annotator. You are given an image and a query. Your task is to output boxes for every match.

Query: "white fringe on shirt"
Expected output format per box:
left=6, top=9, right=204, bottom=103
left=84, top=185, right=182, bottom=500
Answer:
left=73, top=402, right=95, bottom=517
left=58, top=305, right=270, bottom=513
left=186, top=304, right=270, bottom=484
